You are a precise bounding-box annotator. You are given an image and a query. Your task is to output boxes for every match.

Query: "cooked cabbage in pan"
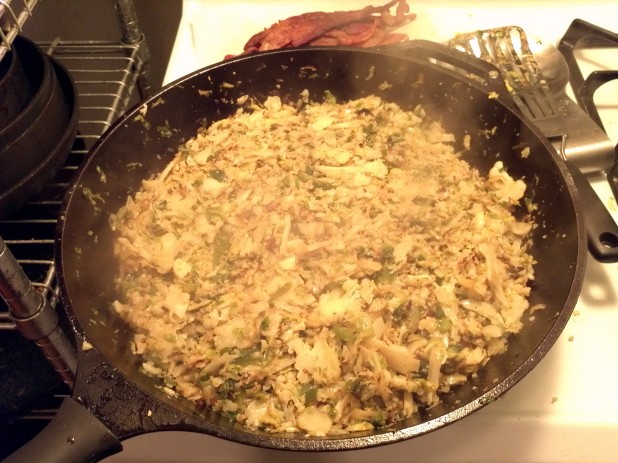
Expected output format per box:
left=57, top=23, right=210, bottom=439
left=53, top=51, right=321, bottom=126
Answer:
left=111, top=92, right=537, bottom=435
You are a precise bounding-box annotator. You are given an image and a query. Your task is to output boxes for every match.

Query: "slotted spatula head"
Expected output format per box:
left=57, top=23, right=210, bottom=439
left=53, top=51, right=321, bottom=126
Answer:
left=451, top=26, right=618, bottom=263
left=449, top=26, right=567, bottom=123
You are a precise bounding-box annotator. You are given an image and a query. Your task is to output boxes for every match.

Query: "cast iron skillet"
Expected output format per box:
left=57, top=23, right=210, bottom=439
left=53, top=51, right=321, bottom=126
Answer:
left=6, top=41, right=586, bottom=462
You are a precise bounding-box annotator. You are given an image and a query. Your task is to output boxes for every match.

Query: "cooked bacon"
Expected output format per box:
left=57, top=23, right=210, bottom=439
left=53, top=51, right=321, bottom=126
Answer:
left=225, top=0, right=415, bottom=59
left=309, top=19, right=380, bottom=46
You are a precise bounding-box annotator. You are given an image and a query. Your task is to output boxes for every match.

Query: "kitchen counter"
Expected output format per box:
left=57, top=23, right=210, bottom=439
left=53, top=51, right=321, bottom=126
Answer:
left=106, top=1, right=618, bottom=461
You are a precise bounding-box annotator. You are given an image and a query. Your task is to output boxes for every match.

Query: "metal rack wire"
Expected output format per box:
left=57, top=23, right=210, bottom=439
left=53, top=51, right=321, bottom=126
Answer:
left=0, top=0, right=38, bottom=61
left=0, top=43, right=144, bottom=456
left=0, top=39, right=143, bottom=330
left=0, top=2, right=151, bottom=457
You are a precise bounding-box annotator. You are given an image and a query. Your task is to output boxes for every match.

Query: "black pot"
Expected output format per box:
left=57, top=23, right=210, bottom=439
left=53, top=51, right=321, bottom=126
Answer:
left=0, top=36, right=49, bottom=145
left=0, top=37, right=32, bottom=127
left=0, top=57, right=79, bottom=219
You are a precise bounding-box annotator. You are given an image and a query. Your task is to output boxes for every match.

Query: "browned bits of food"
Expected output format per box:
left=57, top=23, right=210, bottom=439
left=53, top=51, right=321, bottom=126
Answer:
left=225, top=0, right=415, bottom=59
left=110, top=92, right=537, bottom=436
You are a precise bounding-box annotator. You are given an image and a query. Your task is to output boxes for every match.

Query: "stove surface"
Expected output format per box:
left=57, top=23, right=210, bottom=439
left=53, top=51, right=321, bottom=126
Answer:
left=101, top=1, right=618, bottom=461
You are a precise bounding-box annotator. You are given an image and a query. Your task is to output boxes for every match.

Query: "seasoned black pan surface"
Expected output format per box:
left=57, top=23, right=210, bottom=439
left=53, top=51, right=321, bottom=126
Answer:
left=7, top=41, right=586, bottom=462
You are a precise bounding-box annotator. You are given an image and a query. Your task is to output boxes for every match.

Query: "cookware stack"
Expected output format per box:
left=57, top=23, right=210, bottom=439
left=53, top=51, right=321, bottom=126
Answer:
left=0, top=35, right=78, bottom=219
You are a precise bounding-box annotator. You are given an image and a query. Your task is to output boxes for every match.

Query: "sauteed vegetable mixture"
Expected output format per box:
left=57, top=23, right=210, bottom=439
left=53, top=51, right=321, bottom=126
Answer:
left=111, top=91, right=537, bottom=435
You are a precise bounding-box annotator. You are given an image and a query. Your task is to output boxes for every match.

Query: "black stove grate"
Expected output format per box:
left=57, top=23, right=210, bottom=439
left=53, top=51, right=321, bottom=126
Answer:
left=558, top=18, right=618, bottom=135
left=558, top=19, right=618, bottom=201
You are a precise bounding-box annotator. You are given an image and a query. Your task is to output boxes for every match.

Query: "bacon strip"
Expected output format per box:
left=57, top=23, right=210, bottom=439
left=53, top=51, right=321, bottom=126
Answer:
left=225, top=0, right=415, bottom=59
left=310, top=20, right=380, bottom=46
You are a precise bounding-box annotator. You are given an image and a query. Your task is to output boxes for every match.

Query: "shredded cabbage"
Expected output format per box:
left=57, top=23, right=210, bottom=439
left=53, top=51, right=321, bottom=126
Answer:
left=110, top=93, right=537, bottom=435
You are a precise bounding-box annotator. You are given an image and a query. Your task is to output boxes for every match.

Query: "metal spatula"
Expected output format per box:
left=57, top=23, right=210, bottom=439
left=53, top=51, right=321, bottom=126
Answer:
left=450, top=26, right=567, bottom=127
left=449, top=26, right=618, bottom=262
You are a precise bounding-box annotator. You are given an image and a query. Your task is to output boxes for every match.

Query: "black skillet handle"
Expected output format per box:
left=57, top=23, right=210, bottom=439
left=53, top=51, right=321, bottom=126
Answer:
left=610, top=153, right=618, bottom=204
left=4, top=396, right=122, bottom=463
left=567, top=162, right=618, bottom=262
left=377, top=39, right=517, bottom=109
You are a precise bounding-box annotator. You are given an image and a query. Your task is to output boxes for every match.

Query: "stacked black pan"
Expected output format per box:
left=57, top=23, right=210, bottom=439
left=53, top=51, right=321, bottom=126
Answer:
left=0, top=35, right=78, bottom=218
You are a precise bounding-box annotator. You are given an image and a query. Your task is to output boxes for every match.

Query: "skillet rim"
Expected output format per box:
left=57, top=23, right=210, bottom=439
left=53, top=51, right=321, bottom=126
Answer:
left=54, top=43, right=587, bottom=451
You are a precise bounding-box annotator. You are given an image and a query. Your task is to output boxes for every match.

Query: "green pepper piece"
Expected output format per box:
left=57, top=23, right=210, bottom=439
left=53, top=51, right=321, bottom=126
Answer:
left=300, top=383, right=318, bottom=405
left=212, top=229, right=231, bottom=266
left=209, top=169, right=227, bottom=182
left=333, top=324, right=356, bottom=343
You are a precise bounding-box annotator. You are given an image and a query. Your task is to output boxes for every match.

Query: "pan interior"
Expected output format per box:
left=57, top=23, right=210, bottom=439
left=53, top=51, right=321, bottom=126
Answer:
left=57, top=46, right=584, bottom=449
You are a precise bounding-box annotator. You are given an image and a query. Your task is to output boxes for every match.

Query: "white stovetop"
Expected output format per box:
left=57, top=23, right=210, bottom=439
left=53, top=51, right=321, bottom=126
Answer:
left=105, top=1, right=618, bottom=462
